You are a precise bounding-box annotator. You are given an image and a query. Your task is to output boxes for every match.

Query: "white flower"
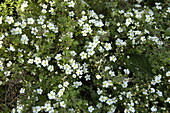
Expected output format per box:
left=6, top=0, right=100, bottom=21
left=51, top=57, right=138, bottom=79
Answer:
left=37, top=88, right=43, bottom=94
left=110, top=55, right=117, bottom=62
left=0, top=64, right=3, bottom=71
left=60, top=101, right=66, bottom=108
left=156, top=90, right=162, bottom=97
left=47, top=22, right=55, bottom=30
left=80, top=51, right=87, bottom=59
left=166, top=97, right=170, bottom=103
left=151, top=106, right=157, bottom=112
left=166, top=71, right=170, bottom=77
left=136, top=0, right=143, bottom=3
left=117, top=27, right=123, bottom=33
left=103, top=81, right=110, bottom=88
left=11, top=27, right=22, bottom=35
left=32, top=106, right=41, bottom=113
left=55, top=54, right=62, bottom=60
left=57, top=91, right=64, bottom=97
left=65, top=69, right=73, bottom=75
left=37, top=18, right=45, bottom=24
left=87, top=49, right=95, bottom=56
left=68, top=1, right=75, bottom=7
left=70, top=51, right=77, bottom=56
left=14, top=22, right=21, bottom=26
left=69, top=11, right=75, bottom=17
left=64, top=64, right=71, bottom=70
left=41, top=9, right=47, bottom=13
left=85, top=74, right=91, bottom=81
left=126, top=92, right=132, bottom=98
left=73, top=81, right=82, bottom=88
left=88, top=106, right=94, bottom=112
left=34, top=57, right=41, bottom=65
left=47, top=91, right=56, bottom=100
left=7, top=61, right=12, bottom=67
left=20, top=1, right=28, bottom=11
left=99, top=95, right=108, bottom=102
left=124, top=69, right=130, bottom=75
left=141, top=36, right=146, bottom=42
left=154, top=74, right=161, bottom=83
left=116, top=38, right=127, bottom=46
left=97, top=88, right=103, bottom=95
left=28, top=59, right=34, bottom=64
left=81, top=30, right=88, bottom=36
left=94, top=20, right=104, bottom=27
left=122, top=81, right=128, bottom=88
left=21, top=34, right=29, bottom=44
left=9, top=44, right=15, bottom=51
left=20, top=88, right=25, bottom=94
left=96, top=75, right=102, bottom=79
left=48, top=65, right=54, bottom=72
left=109, top=71, right=115, bottom=77
left=0, top=34, right=4, bottom=40
left=98, top=46, right=104, bottom=52
left=21, top=21, right=27, bottom=28
left=129, top=107, right=135, bottom=113
left=96, top=103, right=102, bottom=108
left=63, top=81, right=69, bottom=87
left=5, top=16, right=14, bottom=24
left=150, top=88, right=155, bottom=93
left=76, top=69, right=83, bottom=76
left=4, top=71, right=11, bottom=76
left=106, top=98, right=114, bottom=105
left=0, top=16, right=2, bottom=24
left=104, top=43, right=112, bottom=51
left=27, top=18, right=35, bottom=24
left=166, top=7, right=170, bottom=13
left=41, top=60, right=49, bottom=67
left=125, top=18, right=132, bottom=26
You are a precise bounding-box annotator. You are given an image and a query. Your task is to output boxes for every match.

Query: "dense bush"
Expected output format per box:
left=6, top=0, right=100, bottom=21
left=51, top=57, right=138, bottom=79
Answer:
left=0, top=0, right=170, bottom=112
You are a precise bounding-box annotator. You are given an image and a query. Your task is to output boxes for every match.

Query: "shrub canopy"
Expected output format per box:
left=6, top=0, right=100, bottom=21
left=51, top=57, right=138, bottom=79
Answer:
left=0, top=0, right=170, bottom=112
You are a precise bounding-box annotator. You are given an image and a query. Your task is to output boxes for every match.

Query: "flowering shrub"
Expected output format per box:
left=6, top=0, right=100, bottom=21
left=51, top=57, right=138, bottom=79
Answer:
left=0, top=0, right=170, bottom=112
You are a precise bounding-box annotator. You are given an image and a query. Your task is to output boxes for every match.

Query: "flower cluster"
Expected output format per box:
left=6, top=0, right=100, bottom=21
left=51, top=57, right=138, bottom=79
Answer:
left=0, top=0, right=170, bottom=113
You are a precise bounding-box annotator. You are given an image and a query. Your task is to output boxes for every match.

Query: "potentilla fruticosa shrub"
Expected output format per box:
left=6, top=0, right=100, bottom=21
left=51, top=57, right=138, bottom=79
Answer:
left=0, top=0, right=170, bottom=112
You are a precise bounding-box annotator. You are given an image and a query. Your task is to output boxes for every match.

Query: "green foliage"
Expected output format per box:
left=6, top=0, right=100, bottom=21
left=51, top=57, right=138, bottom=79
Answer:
left=125, top=55, right=154, bottom=78
left=165, top=27, right=170, bottom=36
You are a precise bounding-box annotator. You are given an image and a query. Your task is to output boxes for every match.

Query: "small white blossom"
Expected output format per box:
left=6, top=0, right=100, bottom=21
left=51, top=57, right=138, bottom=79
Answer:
left=20, top=88, right=25, bottom=94
left=34, top=57, right=41, bottom=65
left=48, top=65, right=54, bottom=72
left=166, top=71, right=170, bottom=77
left=80, top=52, right=87, bottom=59
left=47, top=91, right=56, bottom=100
left=110, top=55, right=117, bottom=62
left=28, top=59, right=34, bottom=64
left=41, top=60, right=49, bottom=67
left=0, top=16, right=2, bottom=24
left=96, top=75, right=102, bottom=79
left=27, top=18, right=35, bottom=24
left=5, top=16, right=14, bottom=24
left=21, top=34, right=29, bottom=44
left=88, top=106, right=94, bottom=113
left=104, top=43, right=112, bottom=51
left=166, top=97, right=170, bottom=103
left=151, top=106, right=157, bottom=112
left=37, top=88, right=43, bottom=95
left=60, top=101, right=66, bottom=108
left=63, top=81, right=69, bottom=87
left=99, top=95, right=108, bottom=102
left=68, top=1, right=75, bottom=7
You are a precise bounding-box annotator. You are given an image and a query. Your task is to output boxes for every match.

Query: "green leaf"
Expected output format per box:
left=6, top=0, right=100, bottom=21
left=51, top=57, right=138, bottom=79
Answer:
left=165, top=27, right=170, bottom=36
left=125, top=55, right=154, bottom=78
